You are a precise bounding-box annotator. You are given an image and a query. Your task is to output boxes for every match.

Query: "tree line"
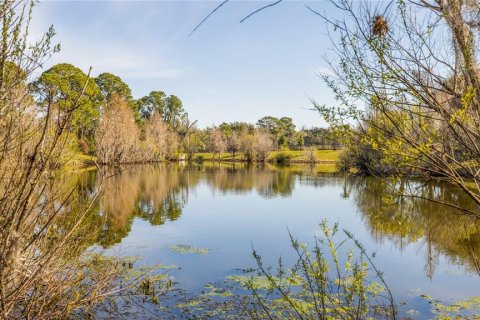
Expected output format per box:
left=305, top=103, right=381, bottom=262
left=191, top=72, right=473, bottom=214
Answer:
left=32, top=63, right=340, bottom=165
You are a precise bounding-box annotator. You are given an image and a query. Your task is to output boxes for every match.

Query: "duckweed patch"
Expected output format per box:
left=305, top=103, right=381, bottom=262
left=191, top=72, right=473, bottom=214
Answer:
left=226, top=274, right=301, bottom=290
left=423, top=295, right=480, bottom=318
left=169, top=244, right=210, bottom=254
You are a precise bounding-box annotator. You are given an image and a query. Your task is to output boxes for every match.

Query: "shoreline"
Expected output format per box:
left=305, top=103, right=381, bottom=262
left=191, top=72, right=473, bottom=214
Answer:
left=70, top=150, right=343, bottom=167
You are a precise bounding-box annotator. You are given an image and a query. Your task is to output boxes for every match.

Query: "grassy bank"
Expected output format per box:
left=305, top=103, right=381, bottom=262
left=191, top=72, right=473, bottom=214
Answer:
left=66, top=150, right=342, bottom=171
left=194, top=149, right=342, bottom=163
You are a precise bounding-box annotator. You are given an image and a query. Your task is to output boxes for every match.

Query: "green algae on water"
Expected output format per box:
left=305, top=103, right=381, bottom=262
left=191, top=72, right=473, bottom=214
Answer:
left=169, top=244, right=209, bottom=254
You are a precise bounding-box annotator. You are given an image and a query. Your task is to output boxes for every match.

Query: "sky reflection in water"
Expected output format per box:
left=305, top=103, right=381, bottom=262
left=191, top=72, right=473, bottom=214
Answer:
left=85, top=163, right=480, bottom=317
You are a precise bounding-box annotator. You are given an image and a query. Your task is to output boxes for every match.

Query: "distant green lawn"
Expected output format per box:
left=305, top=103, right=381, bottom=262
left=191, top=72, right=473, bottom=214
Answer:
left=193, top=152, right=243, bottom=161
left=267, top=150, right=341, bottom=162
left=68, top=150, right=342, bottom=171
left=194, top=150, right=341, bottom=163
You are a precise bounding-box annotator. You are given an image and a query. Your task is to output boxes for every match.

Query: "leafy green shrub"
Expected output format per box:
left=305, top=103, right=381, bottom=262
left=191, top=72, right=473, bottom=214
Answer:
left=239, top=221, right=397, bottom=319
left=337, top=141, right=396, bottom=175
left=274, top=152, right=292, bottom=165
left=173, top=221, right=397, bottom=319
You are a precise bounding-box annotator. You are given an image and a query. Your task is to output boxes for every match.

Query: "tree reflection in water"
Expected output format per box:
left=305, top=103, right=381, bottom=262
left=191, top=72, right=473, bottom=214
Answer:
left=95, top=164, right=197, bottom=247
left=204, top=163, right=295, bottom=198
left=92, top=163, right=305, bottom=247
left=76, top=164, right=480, bottom=280
left=348, top=176, right=480, bottom=278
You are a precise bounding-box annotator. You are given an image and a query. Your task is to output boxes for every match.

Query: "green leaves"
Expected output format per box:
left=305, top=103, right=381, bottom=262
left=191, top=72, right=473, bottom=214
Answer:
left=34, top=63, right=103, bottom=151
left=137, top=90, right=166, bottom=119
left=95, top=72, right=132, bottom=102
left=256, top=116, right=296, bottom=148
left=229, top=220, right=396, bottom=319
left=95, top=72, right=140, bottom=121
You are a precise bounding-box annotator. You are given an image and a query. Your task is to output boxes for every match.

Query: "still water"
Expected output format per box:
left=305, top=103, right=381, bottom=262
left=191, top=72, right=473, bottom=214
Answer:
left=82, top=163, right=480, bottom=318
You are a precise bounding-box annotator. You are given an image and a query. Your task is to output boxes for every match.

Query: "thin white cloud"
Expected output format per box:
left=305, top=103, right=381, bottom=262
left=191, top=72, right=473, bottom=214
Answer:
left=29, top=2, right=188, bottom=80
left=45, top=42, right=187, bottom=80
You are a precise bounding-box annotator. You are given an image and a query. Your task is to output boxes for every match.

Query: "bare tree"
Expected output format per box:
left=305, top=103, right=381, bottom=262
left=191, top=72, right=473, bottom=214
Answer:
left=165, top=131, right=180, bottom=160
left=143, top=113, right=170, bottom=161
left=238, top=129, right=274, bottom=163
left=208, top=127, right=227, bottom=160
left=254, top=129, right=274, bottom=162
left=96, top=94, right=139, bottom=164
left=226, top=131, right=241, bottom=160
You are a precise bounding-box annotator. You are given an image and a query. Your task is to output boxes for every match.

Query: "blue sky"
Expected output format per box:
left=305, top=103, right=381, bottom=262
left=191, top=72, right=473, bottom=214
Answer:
left=31, top=1, right=337, bottom=128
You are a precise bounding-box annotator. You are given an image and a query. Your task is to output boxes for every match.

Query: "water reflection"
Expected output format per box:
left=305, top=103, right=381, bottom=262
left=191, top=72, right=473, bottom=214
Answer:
left=204, top=164, right=295, bottom=197
left=349, top=177, right=480, bottom=278
left=96, top=165, right=197, bottom=247
left=80, top=164, right=480, bottom=279
left=93, top=163, right=306, bottom=247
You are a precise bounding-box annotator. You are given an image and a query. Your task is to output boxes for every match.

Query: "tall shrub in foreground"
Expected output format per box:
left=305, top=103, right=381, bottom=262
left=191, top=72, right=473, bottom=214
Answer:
left=315, top=0, right=480, bottom=215
left=175, top=221, right=397, bottom=319
left=0, top=1, right=159, bottom=318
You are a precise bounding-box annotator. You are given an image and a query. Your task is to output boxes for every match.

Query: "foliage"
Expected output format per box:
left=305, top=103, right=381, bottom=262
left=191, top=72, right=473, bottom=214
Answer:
left=137, top=90, right=166, bottom=119
left=95, top=72, right=132, bottom=101
left=337, top=138, right=397, bottom=175
left=34, top=63, right=103, bottom=153
left=220, top=121, right=255, bottom=135
left=166, top=221, right=396, bottom=319
left=315, top=0, right=480, bottom=215
left=234, top=221, right=396, bottom=319
left=257, top=116, right=296, bottom=149
left=273, top=151, right=292, bottom=165
left=95, top=72, right=139, bottom=121
left=239, top=130, right=256, bottom=162
left=136, top=91, right=191, bottom=136
left=302, top=127, right=341, bottom=150
left=183, top=130, right=206, bottom=160
left=164, top=94, right=188, bottom=130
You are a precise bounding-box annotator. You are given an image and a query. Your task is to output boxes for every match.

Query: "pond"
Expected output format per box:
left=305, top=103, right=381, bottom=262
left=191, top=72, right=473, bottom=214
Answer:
left=78, top=163, right=480, bottom=318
